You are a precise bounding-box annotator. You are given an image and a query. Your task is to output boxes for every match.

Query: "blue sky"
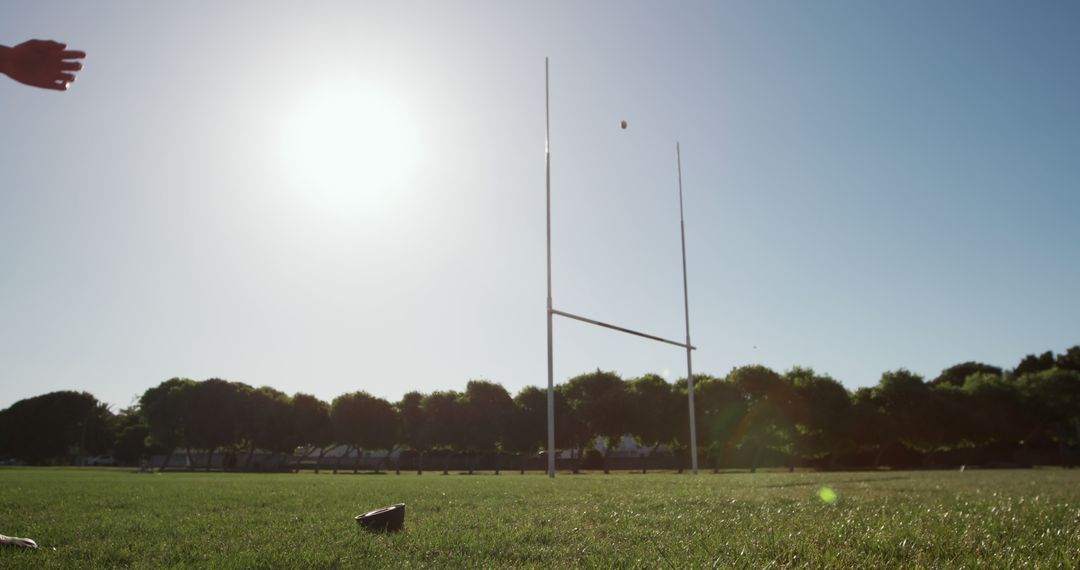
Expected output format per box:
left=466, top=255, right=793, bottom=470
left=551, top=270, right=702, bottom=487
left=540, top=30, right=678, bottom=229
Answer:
left=2, top=1, right=1078, bottom=410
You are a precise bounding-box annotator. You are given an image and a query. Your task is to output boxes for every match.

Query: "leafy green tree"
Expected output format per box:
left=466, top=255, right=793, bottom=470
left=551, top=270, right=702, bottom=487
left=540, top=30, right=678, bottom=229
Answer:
left=931, top=362, right=1002, bottom=387
left=728, top=365, right=796, bottom=472
left=873, top=369, right=930, bottom=456
left=847, top=387, right=895, bottom=468
left=461, top=380, right=514, bottom=474
left=330, top=391, right=396, bottom=473
left=504, top=386, right=542, bottom=474
left=139, top=378, right=196, bottom=472
left=421, top=390, right=464, bottom=474
left=686, top=374, right=743, bottom=472
left=0, top=391, right=114, bottom=465
left=184, top=379, right=244, bottom=471
left=1055, top=346, right=1080, bottom=373
left=962, top=373, right=1028, bottom=453
left=555, top=382, right=591, bottom=472
left=785, top=367, right=850, bottom=468
left=626, top=374, right=680, bottom=473
left=923, top=384, right=976, bottom=462
left=1017, top=368, right=1080, bottom=453
left=560, top=370, right=629, bottom=473
left=1013, top=351, right=1056, bottom=378
left=111, top=406, right=161, bottom=466
left=237, top=386, right=295, bottom=471
left=396, top=391, right=430, bottom=474
left=503, top=386, right=571, bottom=474
left=365, top=396, right=399, bottom=473
left=291, top=393, right=334, bottom=473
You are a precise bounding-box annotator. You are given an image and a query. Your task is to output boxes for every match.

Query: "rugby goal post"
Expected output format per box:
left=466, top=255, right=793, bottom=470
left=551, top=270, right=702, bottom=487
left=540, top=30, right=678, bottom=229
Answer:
left=544, top=58, right=699, bottom=477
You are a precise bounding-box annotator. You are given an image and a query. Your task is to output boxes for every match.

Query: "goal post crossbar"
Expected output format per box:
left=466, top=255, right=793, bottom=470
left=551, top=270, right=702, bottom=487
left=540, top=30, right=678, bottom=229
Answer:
left=551, top=308, right=696, bottom=351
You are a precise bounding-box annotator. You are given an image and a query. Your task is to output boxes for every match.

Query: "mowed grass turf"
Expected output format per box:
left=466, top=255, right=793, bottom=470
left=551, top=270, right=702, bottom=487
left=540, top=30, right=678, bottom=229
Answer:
left=1, top=467, right=1077, bottom=568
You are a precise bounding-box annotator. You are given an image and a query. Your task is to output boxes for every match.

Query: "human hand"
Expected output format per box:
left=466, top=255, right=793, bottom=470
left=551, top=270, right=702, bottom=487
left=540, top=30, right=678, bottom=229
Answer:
left=0, top=39, right=85, bottom=91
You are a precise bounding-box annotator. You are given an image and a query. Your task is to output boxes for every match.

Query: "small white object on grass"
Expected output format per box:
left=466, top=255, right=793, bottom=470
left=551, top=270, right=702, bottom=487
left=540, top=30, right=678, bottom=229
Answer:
left=0, top=534, right=38, bottom=549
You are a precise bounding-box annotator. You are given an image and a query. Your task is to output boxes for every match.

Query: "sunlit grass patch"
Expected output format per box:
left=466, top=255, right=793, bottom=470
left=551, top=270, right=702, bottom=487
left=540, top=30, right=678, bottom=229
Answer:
left=0, top=468, right=1076, bottom=568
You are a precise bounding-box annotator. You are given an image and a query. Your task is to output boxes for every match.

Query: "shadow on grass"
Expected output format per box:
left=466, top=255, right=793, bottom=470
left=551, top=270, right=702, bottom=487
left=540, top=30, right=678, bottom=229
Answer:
left=761, top=476, right=909, bottom=489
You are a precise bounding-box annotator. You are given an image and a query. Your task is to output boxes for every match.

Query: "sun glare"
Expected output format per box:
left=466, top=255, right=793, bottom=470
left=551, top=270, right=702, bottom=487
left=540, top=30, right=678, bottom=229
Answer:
left=279, top=80, right=422, bottom=222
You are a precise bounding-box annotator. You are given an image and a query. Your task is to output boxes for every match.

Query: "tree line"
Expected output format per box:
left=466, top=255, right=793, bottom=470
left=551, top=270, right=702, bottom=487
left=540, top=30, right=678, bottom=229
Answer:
left=1, top=346, right=1077, bottom=472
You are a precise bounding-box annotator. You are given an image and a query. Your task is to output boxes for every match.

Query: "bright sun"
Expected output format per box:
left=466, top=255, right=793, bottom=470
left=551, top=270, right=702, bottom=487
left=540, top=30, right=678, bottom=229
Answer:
left=279, top=80, right=422, bottom=221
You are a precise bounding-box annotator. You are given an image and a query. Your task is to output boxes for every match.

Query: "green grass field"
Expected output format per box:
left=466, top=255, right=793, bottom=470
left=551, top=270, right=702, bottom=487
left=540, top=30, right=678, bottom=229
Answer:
left=1, top=468, right=1077, bottom=568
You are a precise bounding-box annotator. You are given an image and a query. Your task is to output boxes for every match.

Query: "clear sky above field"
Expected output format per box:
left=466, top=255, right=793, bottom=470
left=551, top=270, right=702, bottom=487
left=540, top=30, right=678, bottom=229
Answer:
left=2, top=1, right=1078, bottom=410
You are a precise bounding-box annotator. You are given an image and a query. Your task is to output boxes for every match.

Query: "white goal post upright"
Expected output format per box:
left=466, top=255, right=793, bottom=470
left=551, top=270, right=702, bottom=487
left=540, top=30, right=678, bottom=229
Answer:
left=677, top=142, right=699, bottom=475
left=545, top=59, right=699, bottom=478
left=545, top=58, right=556, bottom=479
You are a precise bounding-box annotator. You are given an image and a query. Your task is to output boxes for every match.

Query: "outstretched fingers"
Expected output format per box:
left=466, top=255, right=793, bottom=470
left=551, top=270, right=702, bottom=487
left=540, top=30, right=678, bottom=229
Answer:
left=38, top=76, right=73, bottom=91
left=56, top=50, right=86, bottom=89
left=48, top=46, right=85, bottom=90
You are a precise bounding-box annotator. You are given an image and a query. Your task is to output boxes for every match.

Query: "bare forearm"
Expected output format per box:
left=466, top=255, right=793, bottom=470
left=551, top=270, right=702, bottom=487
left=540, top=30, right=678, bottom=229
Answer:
left=0, top=45, right=12, bottom=76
